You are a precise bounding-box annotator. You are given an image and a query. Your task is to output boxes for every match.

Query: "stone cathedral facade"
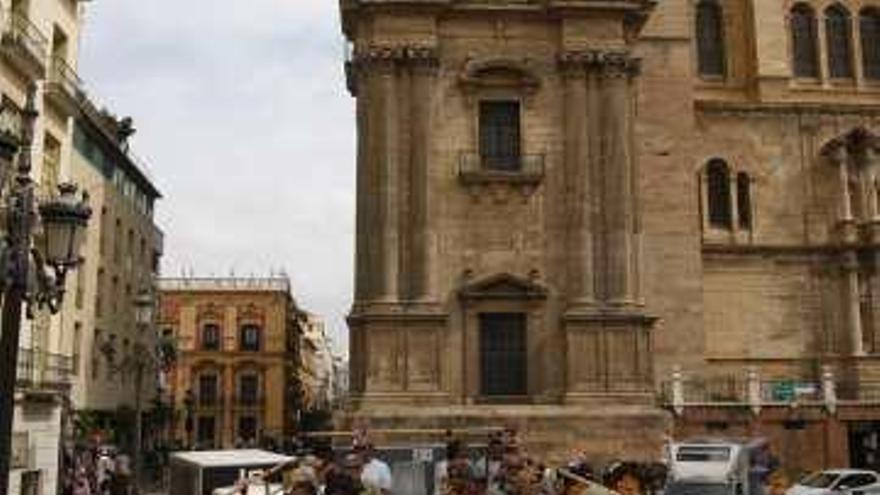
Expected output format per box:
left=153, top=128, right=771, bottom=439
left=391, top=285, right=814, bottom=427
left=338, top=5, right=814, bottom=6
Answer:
left=339, top=0, right=880, bottom=467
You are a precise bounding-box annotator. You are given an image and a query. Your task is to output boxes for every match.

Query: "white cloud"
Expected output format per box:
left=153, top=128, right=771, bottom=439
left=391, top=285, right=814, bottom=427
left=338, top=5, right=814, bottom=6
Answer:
left=79, top=0, right=355, bottom=354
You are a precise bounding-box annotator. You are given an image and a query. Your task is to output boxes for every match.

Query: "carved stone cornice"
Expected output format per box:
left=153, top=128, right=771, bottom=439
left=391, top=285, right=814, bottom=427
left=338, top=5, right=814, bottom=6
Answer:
left=352, top=43, right=439, bottom=70
left=557, top=50, right=641, bottom=78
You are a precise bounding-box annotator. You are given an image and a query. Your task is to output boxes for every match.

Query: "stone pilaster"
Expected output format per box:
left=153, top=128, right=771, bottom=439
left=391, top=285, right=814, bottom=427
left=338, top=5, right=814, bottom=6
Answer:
left=599, top=52, right=640, bottom=306
left=843, top=252, right=865, bottom=356
left=408, top=53, right=438, bottom=302
left=560, top=56, right=595, bottom=306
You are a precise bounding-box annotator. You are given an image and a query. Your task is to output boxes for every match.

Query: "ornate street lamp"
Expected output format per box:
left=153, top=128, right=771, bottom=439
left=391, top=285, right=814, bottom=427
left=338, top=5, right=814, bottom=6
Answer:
left=131, top=287, right=156, bottom=490
left=0, top=85, right=92, bottom=495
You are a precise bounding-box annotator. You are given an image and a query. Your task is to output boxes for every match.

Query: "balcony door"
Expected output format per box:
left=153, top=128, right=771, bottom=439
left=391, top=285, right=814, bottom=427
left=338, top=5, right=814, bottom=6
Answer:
left=479, top=313, right=527, bottom=397
left=479, top=100, right=520, bottom=171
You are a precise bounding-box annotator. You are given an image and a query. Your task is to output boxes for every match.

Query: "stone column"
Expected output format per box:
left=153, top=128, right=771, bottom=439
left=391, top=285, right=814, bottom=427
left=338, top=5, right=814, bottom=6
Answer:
left=829, top=147, right=854, bottom=222
left=379, top=59, right=400, bottom=302
left=843, top=251, right=864, bottom=356
left=599, top=52, right=638, bottom=305
left=863, top=147, right=879, bottom=221
left=409, top=52, right=437, bottom=301
left=353, top=67, right=371, bottom=301
left=562, top=57, right=594, bottom=305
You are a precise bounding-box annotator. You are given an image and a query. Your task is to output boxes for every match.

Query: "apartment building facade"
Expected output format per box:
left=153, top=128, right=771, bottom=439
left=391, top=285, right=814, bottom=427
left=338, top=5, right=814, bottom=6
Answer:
left=158, top=277, right=303, bottom=450
left=63, top=97, right=163, bottom=440
left=3, top=0, right=89, bottom=493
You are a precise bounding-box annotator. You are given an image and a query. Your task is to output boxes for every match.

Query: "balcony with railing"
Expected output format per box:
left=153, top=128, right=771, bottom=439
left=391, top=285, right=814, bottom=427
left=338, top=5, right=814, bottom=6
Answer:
left=0, top=9, right=48, bottom=80
left=45, top=55, right=84, bottom=116
left=195, top=392, right=224, bottom=410
left=658, top=366, right=880, bottom=415
left=458, top=151, right=545, bottom=188
left=233, top=393, right=266, bottom=410
left=15, top=348, right=73, bottom=392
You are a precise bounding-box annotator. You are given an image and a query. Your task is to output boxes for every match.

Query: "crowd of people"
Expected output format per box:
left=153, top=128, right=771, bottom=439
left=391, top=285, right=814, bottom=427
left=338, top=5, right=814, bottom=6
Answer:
left=60, top=443, right=135, bottom=495
left=269, top=428, right=671, bottom=495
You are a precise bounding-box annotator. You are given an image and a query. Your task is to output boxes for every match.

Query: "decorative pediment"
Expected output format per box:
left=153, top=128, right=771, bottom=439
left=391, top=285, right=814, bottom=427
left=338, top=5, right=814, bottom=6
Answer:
left=197, top=303, right=223, bottom=323
left=459, top=272, right=548, bottom=300
left=459, top=58, right=541, bottom=94
left=238, top=303, right=265, bottom=323
left=821, top=126, right=880, bottom=160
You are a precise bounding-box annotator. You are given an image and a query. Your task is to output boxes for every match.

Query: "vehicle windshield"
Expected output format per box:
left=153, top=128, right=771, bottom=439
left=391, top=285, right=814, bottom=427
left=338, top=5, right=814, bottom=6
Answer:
left=665, top=482, right=731, bottom=495
left=799, top=472, right=840, bottom=488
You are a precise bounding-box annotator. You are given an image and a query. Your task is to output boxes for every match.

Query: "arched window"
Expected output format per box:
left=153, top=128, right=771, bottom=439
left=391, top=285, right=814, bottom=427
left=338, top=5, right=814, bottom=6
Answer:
left=706, top=159, right=732, bottom=229
left=696, top=0, right=726, bottom=77
left=861, top=8, right=880, bottom=80
left=736, top=172, right=752, bottom=230
left=791, top=3, right=819, bottom=77
left=826, top=4, right=854, bottom=78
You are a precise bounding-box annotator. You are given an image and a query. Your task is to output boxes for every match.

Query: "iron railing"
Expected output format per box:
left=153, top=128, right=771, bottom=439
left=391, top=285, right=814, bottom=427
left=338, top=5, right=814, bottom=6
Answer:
left=2, top=10, right=48, bottom=67
left=196, top=392, right=224, bottom=409
left=15, top=348, right=72, bottom=389
left=233, top=393, right=266, bottom=408
left=49, top=55, right=83, bottom=98
left=458, top=152, right=545, bottom=183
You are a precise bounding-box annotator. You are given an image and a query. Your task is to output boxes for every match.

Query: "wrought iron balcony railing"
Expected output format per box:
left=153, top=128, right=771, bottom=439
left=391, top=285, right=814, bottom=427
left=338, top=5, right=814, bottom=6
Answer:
left=196, top=392, right=224, bottom=409
left=233, top=394, right=266, bottom=409
left=15, top=348, right=73, bottom=390
left=458, top=152, right=545, bottom=185
left=49, top=55, right=83, bottom=98
left=1, top=10, right=48, bottom=71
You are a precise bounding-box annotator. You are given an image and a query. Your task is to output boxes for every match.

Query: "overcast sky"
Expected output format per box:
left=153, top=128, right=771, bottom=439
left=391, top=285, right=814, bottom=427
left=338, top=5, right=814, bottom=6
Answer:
left=78, top=1, right=355, bottom=355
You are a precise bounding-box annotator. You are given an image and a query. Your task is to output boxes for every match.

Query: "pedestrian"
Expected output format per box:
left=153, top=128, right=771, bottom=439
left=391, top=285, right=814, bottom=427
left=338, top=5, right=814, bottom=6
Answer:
left=359, top=442, right=392, bottom=495
left=96, top=449, right=114, bottom=495
left=326, top=464, right=363, bottom=495
left=474, top=434, right=504, bottom=495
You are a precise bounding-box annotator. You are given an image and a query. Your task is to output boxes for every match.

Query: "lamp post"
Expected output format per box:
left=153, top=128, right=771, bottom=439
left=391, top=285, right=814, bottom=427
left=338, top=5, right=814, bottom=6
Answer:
left=0, top=85, right=92, bottom=495
left=131, top=288, right=155, bottom=493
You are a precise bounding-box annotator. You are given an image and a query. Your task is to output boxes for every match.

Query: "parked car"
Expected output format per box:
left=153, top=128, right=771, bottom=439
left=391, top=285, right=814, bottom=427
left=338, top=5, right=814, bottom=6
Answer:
left=786, top=469, right=880, bottom=495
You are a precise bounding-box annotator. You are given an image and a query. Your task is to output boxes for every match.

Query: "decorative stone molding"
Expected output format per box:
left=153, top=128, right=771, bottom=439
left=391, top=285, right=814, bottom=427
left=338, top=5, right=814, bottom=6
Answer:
left=557, top=50, right=641, bottom=78
left=458, top=57, right=541, bottom=94
left=352, top=43, right=439, bottom=69
left=458, top=272, right=548, bottom=301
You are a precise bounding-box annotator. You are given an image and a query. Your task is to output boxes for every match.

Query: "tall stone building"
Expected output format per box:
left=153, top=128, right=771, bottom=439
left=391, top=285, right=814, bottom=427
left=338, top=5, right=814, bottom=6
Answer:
left=340, top=0, right=667, bottom=461
left=340, top=0, right=880, bottom=469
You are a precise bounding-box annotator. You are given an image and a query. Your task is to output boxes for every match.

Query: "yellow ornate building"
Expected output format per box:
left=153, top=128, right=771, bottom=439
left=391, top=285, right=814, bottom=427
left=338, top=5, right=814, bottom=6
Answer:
left=158, top=277, right=302, bottom=449
left=340, top=0, right=880, bottom=469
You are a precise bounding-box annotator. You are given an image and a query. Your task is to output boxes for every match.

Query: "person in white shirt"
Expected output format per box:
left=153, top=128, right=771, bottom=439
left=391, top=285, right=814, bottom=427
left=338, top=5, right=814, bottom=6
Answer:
left=358, top=442, right=392, bottom=495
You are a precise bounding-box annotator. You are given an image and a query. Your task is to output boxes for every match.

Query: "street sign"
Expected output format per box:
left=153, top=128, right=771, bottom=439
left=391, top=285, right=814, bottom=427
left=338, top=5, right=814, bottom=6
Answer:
left=413, top=447, right=433, bottom=463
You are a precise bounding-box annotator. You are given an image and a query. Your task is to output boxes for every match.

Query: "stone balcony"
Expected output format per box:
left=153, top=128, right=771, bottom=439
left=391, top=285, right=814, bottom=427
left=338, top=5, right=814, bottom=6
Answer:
left=45, top=55, right=84, bottom=117
left=458, top=152, right=544, bottom=197
left=16, top=348, right=73, bottom=396
left=0, top=9, right=47, bottom=81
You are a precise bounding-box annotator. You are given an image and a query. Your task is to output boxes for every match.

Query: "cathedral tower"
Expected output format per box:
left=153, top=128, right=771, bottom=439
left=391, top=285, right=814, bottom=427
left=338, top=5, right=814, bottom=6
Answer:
left=340, top=0, right=669, bottom=459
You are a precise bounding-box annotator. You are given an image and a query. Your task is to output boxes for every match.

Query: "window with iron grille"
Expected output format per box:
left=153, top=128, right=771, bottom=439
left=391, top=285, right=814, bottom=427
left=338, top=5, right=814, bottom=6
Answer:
left=239, top=373, right=260, bottom=405
left=791, top=4, right=820, bottom=77
left=826, top=4, right=854, bottom=78
left=736, top=172, right=752, bottom=230
left=696, top=0, right=726, bottom=77
left=479, top=100, right=521, bottom=171
left=198, top=374, right=218, bottom=405
left=479, top=313, right=527, bottom=397
left=706, top=159, right=732, bottom=229
left=202, top=324, right=221, bottom=351
left=861, top=8, right=880, bottom=80
left=240, top=325, right=262, bottom=352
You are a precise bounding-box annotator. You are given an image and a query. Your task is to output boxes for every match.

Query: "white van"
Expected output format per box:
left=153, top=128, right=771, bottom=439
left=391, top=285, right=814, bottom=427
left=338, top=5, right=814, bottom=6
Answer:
left=666, top=440, right=771, bottom=495
left=169, top=449, right=292, bottom=495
